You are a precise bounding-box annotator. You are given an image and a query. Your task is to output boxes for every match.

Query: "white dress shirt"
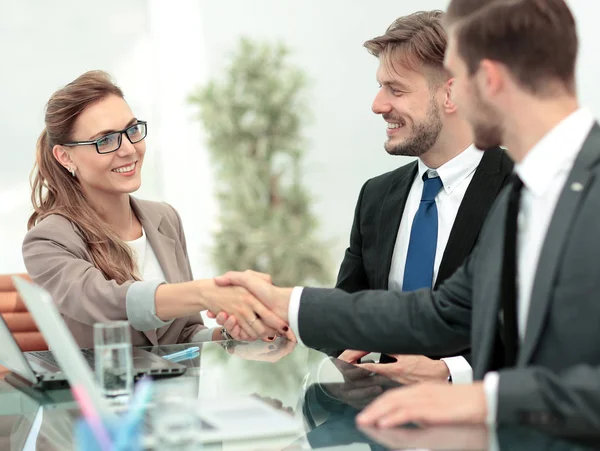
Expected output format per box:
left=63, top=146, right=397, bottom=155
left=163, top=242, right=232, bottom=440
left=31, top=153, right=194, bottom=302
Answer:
left=388, top=144, right=483, bottom=383
left=126, top=229, right=215, bottom=342
left=293, top=144, right=486, bottom=384
left=388, top=144, right=483, bottom=293
left=483, top=107, right=595, bottom=423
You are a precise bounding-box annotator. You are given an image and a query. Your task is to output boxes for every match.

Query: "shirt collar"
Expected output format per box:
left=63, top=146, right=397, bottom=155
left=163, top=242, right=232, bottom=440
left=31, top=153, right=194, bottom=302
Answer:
left=515, top=107, right=595, bottom=197
left=417, top=144, right=484, bottom=195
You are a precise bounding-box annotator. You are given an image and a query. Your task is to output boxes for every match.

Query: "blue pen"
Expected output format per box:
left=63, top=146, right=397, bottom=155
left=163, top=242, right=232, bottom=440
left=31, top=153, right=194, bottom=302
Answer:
left=162, top=346, right=200, bottom=361
left=113, top=376, right=154, bottom=450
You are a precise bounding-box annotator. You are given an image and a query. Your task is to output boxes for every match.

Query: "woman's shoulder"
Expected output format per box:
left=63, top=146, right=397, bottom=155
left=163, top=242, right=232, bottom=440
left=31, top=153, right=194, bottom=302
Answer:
left=132, top=198, right=181, bottom=226
left=23, top=214, right=87, bottom=257
left=25, top=214, right=79, bottom=240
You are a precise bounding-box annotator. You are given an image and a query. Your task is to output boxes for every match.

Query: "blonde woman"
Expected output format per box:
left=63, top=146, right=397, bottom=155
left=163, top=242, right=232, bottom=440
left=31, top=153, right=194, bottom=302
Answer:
left=23, top=71, right=286, bottom=348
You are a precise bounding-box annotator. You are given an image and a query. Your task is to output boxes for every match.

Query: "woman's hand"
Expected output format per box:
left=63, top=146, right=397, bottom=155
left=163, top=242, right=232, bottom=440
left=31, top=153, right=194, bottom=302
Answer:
left=207, top=270, right=296, bottom=342
left=197, top=278, right=288, bottom=340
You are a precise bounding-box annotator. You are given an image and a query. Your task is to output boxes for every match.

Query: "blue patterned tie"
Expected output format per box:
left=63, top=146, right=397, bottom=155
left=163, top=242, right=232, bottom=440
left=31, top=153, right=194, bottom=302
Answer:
left=402, top=172, right=443, bottom=291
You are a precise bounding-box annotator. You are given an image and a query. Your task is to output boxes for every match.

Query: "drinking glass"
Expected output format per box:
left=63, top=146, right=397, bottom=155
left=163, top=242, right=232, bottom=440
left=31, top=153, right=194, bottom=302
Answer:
left=93, top=321, right=133, bottom=401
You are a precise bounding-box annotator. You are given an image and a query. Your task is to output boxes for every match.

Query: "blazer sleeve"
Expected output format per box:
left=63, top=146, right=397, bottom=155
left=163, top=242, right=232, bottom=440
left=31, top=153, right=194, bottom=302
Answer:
left=497, top=365, right=600, bottom=430
left=22, top=215, right=134, bottom=325
left=335, top=181, right=370, bottom=293
left=297, top=245, right=476, bottom=356
left=166, top=203, right=207, bottom=342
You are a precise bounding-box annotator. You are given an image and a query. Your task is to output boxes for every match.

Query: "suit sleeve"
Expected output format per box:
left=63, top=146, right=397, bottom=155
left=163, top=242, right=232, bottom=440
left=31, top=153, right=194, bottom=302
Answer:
left=496, top=365, right=600, bottom=430
left=297, top=246, right=475, bottom=356
left=317, top=182, right=371, bottom=357
left=335, top=181, right=370, bottom=293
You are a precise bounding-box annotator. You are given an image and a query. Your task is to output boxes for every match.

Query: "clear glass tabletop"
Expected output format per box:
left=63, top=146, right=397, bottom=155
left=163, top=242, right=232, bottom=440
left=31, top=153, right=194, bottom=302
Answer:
left=0, top=339, right=598, bottom=450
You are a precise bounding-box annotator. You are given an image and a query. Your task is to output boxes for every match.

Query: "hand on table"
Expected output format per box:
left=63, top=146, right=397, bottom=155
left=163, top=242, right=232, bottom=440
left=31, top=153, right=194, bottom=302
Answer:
left=339, top=350, right=450, bottom=384
left=321, top=359, right=400, bottom=410
left=356, top=381, right=487, bottom=428
left=338, top=349, right=369, bottom=364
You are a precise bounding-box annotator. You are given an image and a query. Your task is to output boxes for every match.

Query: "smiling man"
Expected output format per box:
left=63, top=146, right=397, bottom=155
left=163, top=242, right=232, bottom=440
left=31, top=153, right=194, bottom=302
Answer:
left=332, top=10, right=512, bottom=387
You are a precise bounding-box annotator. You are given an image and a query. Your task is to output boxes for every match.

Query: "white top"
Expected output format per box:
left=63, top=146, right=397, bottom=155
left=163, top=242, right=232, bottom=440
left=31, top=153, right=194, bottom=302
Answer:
left=483, top=107, right=595, bottom=423
left=125, top=228, right=214, bottom=342
left=126, top=229, right=165, bottom=283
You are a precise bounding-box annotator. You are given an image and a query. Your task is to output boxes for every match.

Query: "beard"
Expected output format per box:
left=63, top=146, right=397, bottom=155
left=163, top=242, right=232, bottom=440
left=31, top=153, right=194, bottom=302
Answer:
left=469, top=84, right=504, bottom=150
left=384, top=97, right=443, bottom=157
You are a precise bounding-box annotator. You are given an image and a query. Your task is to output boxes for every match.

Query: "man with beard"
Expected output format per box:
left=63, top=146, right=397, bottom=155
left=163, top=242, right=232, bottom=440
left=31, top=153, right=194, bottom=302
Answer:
left=214, top=0, right=600, bottom=431
left=332, top=10, right=512, bottom=386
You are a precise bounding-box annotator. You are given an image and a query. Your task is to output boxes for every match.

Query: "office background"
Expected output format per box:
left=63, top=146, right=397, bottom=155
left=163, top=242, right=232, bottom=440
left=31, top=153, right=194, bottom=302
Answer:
left=1, top=0, right=599, bottom=327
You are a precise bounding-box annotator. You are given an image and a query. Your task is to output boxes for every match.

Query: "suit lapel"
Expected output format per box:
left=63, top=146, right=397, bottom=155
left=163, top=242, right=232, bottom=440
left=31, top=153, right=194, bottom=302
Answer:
left=436, top=148, right=510, bottom=288
left=130, top=198, right=179, bottom=346
left=376, top=162, right=418, bottom=289
left=519, top=125, right=600, bottom=364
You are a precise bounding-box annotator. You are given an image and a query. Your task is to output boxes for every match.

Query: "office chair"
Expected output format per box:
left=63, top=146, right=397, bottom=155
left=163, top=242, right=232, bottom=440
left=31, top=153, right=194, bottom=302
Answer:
left=0, top=273, right=48, bottom=376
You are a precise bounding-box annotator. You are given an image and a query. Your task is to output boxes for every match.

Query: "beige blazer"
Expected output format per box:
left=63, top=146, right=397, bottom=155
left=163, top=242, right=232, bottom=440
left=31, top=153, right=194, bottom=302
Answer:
left=22, top=197, right=206, bottom=348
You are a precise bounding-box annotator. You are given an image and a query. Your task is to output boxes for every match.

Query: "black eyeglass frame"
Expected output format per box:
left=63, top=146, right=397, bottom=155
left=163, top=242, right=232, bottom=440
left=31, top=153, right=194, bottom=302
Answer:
left=60, top=121, right=147, bottom=154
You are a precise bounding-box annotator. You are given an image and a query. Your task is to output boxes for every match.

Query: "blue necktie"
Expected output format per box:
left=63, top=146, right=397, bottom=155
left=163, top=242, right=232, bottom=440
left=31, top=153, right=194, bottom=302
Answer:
left=402, top=172, right=443, bottom=291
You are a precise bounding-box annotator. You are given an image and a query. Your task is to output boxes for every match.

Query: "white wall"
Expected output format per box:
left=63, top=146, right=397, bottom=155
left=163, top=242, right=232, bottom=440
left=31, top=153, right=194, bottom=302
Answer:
left=0, top=0, right=162, bottom=271
left=1, top=0, right=599, bottom=283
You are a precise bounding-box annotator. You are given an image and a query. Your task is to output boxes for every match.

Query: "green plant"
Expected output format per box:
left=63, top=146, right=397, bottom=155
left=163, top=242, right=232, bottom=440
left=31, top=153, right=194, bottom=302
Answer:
left=189, top=38, right=333, bottom=286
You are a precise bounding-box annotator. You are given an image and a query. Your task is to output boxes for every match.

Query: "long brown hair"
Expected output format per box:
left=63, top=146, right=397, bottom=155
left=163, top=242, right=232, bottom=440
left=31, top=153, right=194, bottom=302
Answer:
left=28, top=70, right=139, bottom=284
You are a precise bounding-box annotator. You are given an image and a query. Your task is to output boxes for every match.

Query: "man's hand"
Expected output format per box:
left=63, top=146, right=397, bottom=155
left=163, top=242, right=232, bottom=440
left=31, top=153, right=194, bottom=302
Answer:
left=338, top=349, right=370, bottom=364
left=322, top=361, right=393, bottom=410
left=214, top=270, right=293, bottom=329
left=357, top=354, right=450, bottom=385
left=356, top=382, right=487, bottom=427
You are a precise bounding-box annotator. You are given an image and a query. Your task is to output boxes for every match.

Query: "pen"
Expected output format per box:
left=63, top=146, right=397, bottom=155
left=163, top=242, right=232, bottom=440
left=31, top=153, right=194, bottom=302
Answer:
left=162, top=346, right=200, bottom=361
left=71, top=384, right=113, bottom=451
left=113, top=376, right=154, bottom=450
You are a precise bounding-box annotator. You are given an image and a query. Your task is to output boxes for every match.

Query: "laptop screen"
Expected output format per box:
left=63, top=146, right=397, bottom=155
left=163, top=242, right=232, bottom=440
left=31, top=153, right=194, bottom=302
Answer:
left=0, top=313, right=37, bottom=384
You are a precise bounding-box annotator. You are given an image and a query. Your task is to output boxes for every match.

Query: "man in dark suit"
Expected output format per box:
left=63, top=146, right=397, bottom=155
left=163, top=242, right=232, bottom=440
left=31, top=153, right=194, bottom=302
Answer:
left=332, top=11, right=512, bottom=386
left=214, top=0, right=600, bottom=431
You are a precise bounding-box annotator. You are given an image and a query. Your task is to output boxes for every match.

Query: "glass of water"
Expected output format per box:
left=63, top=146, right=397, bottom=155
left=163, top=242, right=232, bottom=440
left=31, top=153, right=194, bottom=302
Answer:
left=150, top=378, right=201, bottom=449
left=93, top=321, right=133, bottom=401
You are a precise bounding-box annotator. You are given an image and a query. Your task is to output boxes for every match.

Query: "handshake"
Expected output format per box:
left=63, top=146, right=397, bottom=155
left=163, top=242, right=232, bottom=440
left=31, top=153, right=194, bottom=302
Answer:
left=205, top=270, right=296, bottom=342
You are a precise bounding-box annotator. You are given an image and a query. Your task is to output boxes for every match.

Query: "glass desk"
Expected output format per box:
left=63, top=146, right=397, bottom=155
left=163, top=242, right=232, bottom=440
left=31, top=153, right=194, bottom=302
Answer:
left=0, top=339, right=598, bottom=450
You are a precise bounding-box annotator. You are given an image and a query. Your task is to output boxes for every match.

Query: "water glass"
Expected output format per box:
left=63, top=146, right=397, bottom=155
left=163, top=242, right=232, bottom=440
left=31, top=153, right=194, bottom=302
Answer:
left=152, top=397, right=201, bottom=450
left=93, top=321, right=133, bottom=400
left=150, top=378, right=202, bottom=449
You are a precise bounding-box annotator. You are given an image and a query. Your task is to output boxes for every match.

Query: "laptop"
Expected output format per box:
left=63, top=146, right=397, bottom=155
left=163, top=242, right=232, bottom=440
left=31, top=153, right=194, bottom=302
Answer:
left=3, top=277, right=186, bottom=391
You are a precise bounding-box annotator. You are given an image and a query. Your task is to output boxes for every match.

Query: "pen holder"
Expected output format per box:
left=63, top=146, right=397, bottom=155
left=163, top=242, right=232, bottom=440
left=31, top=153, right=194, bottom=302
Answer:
left=74, top=417, right=142, bottom=451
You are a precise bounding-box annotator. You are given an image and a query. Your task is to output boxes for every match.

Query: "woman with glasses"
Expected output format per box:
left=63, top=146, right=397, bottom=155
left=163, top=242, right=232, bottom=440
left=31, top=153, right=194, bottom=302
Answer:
left=22, top=70, right=287, bottom=348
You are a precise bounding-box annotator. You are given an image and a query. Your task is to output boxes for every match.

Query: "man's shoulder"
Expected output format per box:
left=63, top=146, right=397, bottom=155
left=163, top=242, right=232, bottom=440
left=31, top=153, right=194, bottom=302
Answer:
left=361, top=160, right=418, bottom=195
left=478, top=147, right=514, bottom=176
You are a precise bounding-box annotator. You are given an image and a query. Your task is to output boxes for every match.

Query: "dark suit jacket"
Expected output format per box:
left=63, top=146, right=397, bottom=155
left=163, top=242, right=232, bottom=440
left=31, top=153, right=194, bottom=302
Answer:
left=332, top=148, right=513, bottom=360
left=297, top=124, right=600, bottom=428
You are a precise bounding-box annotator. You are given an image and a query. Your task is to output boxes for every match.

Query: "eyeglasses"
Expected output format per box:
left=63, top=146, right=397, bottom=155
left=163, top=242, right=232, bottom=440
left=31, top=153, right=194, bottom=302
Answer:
left=61, top=121, right=147, bottom=154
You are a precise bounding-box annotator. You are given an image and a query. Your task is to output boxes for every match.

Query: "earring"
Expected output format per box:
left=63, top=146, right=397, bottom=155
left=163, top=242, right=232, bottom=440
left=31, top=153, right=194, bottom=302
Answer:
left=69, top=167, right=76, bottom=177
